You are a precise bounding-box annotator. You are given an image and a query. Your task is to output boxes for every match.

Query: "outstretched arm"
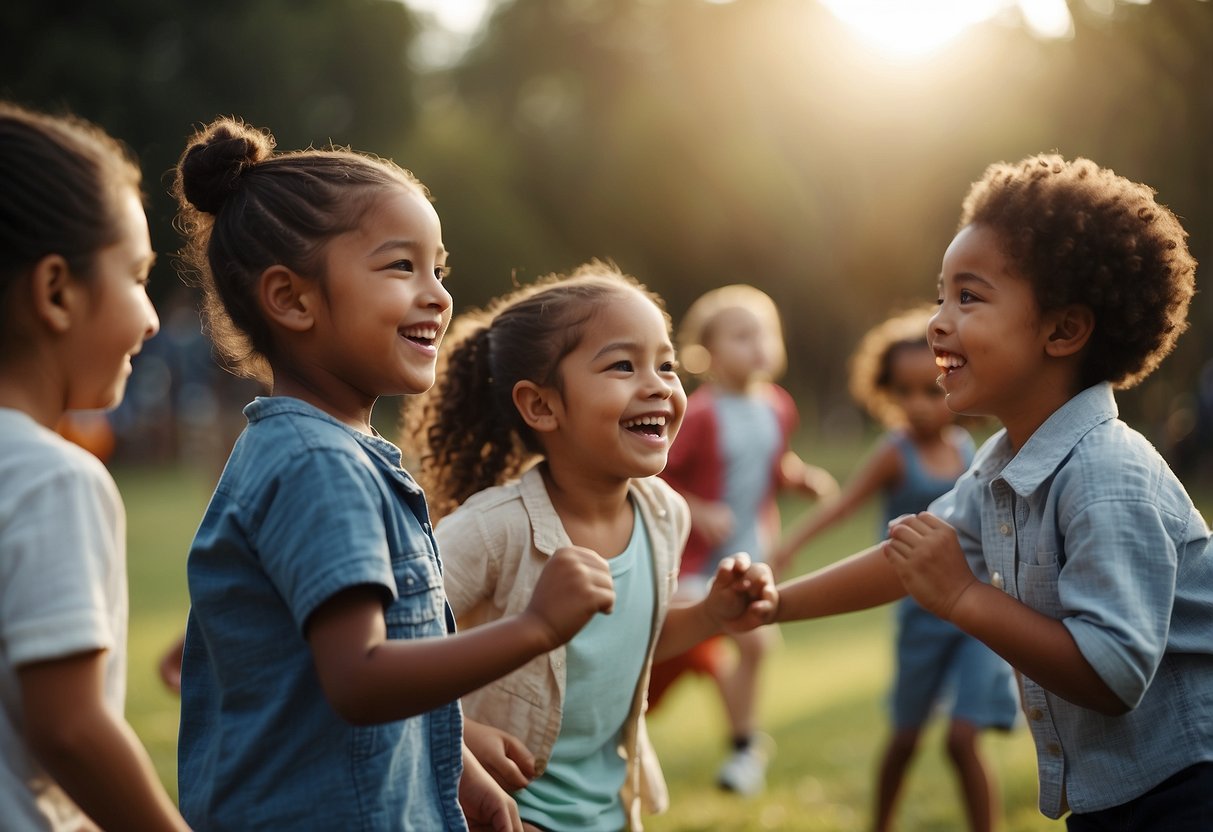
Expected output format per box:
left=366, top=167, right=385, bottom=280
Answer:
left=773, top=543, right=906, bottom=623
left=307, top=546, right=615, bottom=724
left=884, top=512, right=1125, bottom=714
left=20, top=651, right=190, bottom=831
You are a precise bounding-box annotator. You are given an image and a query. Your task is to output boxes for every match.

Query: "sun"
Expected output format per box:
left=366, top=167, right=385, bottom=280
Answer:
left=818, top=0, right=1073, bottom=60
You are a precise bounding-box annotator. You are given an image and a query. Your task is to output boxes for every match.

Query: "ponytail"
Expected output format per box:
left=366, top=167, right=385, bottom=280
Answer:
left=410, top=313, right=530, bottom=520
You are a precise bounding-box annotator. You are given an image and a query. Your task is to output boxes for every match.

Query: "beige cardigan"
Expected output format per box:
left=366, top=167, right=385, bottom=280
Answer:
left=436, top=466, right=690, bottom=831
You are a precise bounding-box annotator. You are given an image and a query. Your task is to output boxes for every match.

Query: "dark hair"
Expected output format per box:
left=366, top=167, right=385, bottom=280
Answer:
left=959, top=154, right=1197, bottom=389
left=173, top=116, right=429, bottom=385
left=848, top=304, right=936, bottom=427
left=0, top=101, right=142, bottom=329
left=406, top=261, right=670, bottom=519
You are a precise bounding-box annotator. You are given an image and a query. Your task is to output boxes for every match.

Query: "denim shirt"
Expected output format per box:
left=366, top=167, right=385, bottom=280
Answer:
left=178, top=397, right=465, bottom=831
left=932, top=383, right=1213, bottom=818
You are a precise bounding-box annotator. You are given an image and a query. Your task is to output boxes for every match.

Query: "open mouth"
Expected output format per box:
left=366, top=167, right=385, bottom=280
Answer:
left=400, top=324, right=440, bottom=348
left=622, top=414, right=668, bottom=438
left=934, top=350, right=966, bottom=375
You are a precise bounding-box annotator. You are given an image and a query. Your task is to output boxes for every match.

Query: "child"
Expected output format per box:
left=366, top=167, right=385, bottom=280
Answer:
left=775, top=154, right=1211, bottom=830
left=772, top=305, right=1018, bottom=832
left=0, top=102, right=189, bottom=830
left=648, top=284, right=837, bottom=795
left=172, top=117, right=617, bottom=832
left=408, top=263, right=778, bottom=832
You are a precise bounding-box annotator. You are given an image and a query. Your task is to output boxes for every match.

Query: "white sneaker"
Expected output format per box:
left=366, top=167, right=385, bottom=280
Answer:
left=716, top=733, right=775, bottom=796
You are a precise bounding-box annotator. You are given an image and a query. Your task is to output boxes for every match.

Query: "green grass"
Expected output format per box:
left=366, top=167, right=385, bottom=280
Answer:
left=115, top=456, right=1213, bottom=829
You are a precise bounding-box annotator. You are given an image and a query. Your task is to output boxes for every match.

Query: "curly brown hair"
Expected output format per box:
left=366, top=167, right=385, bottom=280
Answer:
left=959, top=154, right=1197, bottom=389
left=172, top=116, right=429, bottom=385
left=405, top=261, right=670, bottom=520
left=847, top=304, right=936, bottom=428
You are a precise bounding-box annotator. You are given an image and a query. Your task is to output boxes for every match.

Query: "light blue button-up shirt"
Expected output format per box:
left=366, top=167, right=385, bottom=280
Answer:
left=179, top=397, right=465, bottom=831
left=931, top=383, right=1213, bottom=818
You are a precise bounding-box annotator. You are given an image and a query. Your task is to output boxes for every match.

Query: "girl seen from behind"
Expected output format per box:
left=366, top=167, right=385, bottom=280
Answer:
left=172, top=117, right=614, bottom=831
left=772, top=305, right=1018, bottom=832
left=0, top=102, right=188, bottom=831
left=409, top=263, right=778, bottom=832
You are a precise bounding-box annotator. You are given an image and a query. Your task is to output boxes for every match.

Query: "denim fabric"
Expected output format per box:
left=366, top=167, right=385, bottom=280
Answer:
left=179, top=397, right=464, bottom=831
left=933, top=383, right=1213, bottom=818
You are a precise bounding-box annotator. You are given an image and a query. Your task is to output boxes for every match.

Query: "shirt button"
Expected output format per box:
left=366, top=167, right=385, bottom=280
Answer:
left=1028, top=707, right=1043, bottom=721
left=999, top=523, right=1011, bottom=536
left=991, top=572, right=1004, bottom=590
left=1046, top=742, right=1062, bottom=755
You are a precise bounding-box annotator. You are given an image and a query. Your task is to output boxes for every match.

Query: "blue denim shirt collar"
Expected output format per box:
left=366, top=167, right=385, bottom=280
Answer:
left=995, top=383, right=1118, bottom=498
left=244, top=396, right=424, bottom=495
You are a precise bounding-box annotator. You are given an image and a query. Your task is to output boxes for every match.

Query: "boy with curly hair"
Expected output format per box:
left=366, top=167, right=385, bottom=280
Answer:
left=775, top=154, right=1211, bottom=830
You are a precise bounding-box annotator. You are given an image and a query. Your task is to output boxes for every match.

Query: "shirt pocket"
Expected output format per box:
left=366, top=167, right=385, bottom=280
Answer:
left=1017, top=556, right=1063, bottom=619
left=385, top=552, right=445, bottom=637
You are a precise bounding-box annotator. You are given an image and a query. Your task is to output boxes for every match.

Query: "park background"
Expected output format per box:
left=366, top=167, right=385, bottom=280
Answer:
left=4, top=1, right=1212, bottom=829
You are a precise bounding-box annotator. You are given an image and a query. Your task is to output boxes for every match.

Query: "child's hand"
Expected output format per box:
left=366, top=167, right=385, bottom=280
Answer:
left=704, top=553, right=778, bottom=632
left=463, top=718, right=536, bottom=792
left=882, top=512, right=979, bottom=621
left=525, top=546, right=615, bottom=650
left=780, top=453, right=839, bottom=500
left=690, top=500, right=734, bottom=547
left=460, top=740, right=523, bottom=832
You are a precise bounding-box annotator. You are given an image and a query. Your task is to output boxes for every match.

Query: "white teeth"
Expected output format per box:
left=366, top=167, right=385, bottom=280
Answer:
left=622, top=415, right=667, bottom=428
left=935, top=352, right=966, bottom=369
left=401, top=326, right=439, bottom=339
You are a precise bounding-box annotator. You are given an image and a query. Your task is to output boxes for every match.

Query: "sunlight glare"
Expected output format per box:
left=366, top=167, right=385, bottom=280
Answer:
left=1018, top=0, right=1075, bottom=39
left=818, top=0, right=1007, bottom=59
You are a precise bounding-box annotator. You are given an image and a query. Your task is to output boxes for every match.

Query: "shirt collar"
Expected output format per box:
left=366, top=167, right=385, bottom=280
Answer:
left=997, top=383, right=1118, bottom=497
left=244, top=395, right=422, bottom=494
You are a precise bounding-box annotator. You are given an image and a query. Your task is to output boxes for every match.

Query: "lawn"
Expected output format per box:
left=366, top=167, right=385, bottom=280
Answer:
left=115, top=453, right=1212, bottom=831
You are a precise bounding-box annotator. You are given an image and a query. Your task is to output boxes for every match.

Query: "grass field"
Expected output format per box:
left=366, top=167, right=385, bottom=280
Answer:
left=114, top=451, right=1212, bottom=831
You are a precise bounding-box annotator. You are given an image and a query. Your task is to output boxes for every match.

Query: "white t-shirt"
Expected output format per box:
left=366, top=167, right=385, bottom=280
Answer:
left=0, top=408, right=128, bottom=830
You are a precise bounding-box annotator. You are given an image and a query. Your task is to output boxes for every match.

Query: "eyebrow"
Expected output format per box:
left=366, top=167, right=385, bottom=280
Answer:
left=938, top=271, right=995, bottom=292
left=592, top=340, right=675, bottom=361
left=368, top=239, right=449, bottom=260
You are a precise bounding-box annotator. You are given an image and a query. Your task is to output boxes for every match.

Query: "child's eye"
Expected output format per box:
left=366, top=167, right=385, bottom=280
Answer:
left=391, top=259, right=415, bottom=273
left=661, top=361, right=678, bottom=374
left=435, top=265, right=449, bottom=282
left=610, top=360, right=634, bottom=372
left=958, top=288, right=977, bottom=303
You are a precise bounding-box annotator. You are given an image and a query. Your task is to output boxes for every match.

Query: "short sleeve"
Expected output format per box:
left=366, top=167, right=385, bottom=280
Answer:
left=0, top=461, right=121, bottom=667
left=253, top=449, right=398, bottom=633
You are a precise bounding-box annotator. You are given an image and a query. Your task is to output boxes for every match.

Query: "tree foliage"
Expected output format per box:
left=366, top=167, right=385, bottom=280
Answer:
left=4, top=0, right=1210, bottom=438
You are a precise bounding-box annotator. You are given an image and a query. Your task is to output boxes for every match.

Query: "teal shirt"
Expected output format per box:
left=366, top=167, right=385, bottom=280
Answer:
left=515, top=503, right=655, bottom=831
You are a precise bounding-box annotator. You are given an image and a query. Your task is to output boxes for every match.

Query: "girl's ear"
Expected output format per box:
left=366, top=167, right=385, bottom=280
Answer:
left=512, top=380, right=559, bottom=433
left=1044, top=303, right=1095, bottom=357
left=260, top=265, right=317, bottom=332
left=29, top=254, right=79, bottom=334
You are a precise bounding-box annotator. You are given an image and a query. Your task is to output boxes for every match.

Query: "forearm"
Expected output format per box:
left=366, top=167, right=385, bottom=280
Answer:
left=325, top=613, right=554, bottom=724
left=29, top=711, right=188, bottom=831
left=948, top=584, right=1126, bottom=715
left=653, top=602, right=722, bottom=663
left=775, top=545, right=905, bottom=623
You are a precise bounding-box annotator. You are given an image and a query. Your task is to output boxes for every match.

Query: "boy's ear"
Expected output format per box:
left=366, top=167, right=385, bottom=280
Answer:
left=29, top=254, right=78, bottom=334
left=259, top=265, right=317, bottom=332
left=1044, top=303, right=1095, bottom=357
left=512, top=380, right=559, bottom=433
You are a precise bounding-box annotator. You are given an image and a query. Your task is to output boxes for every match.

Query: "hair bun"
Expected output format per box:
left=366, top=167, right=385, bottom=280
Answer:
left=179, top=118, right=274, bottom=215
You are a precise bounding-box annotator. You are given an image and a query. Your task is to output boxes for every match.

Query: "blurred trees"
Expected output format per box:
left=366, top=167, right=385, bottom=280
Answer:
left=4, top=0, right=1210, bottom=450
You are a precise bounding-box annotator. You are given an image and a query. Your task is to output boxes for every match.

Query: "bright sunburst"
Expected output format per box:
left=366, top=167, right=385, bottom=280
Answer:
left=818, top=0, right=1074, bottom=60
